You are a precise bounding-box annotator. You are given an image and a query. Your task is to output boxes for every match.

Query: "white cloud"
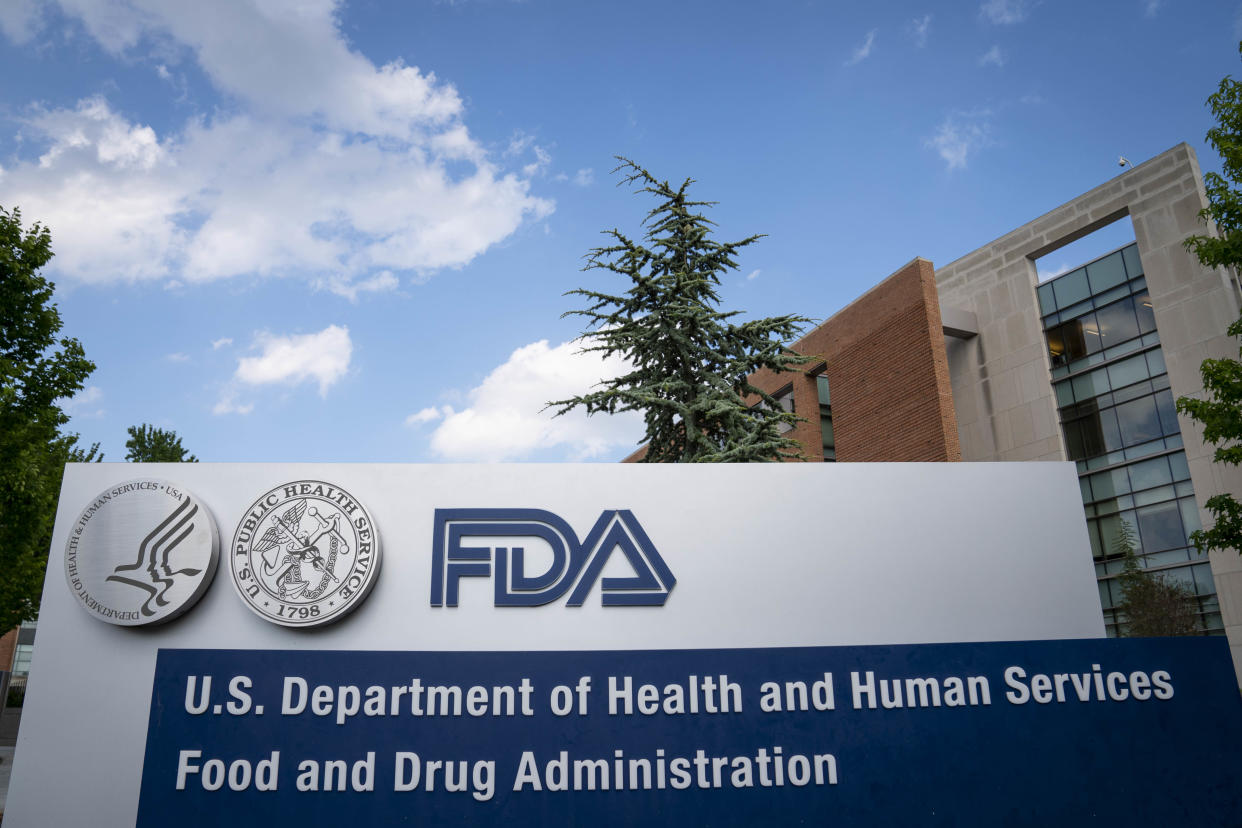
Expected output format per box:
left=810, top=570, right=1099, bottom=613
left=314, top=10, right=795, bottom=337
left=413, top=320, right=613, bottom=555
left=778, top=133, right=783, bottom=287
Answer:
left=522, top=146, right=552, bottom=178
left=572, top=168, right=594, bottom=187
left=925, top=110, right=993, bottom=171
left=211, top=337, right=233, bottom=350
left=844, top=29, right=877, bottom=66
left=315, top=270, right=400, bottom=302
left=746, top=269, right=761, bottom=281
left=0, top=0, right=41, bottom=44
left=506, top=131, right=536, bottom=157
left=234, top=325, right=353, bottom=395
left=405, top=406, right=449, bottom=426
left=980, top=0, right=1031, bottom=24
left=165, top=352, right=190, bottom=362
left=908, top=14, right=932, bottom=47
left=212, top=391, right=253, bottom=417
left=1037, top=261, right=1074, bottom=282
left=423, top=340, right=641, bottom=461
left=63, top=385, right=105, bottom=418
left=1, top=1, right=553, bottom=286
left=979, top=46, right=1005, bottom=67
left=1144, top=0, right=1161, bottom=17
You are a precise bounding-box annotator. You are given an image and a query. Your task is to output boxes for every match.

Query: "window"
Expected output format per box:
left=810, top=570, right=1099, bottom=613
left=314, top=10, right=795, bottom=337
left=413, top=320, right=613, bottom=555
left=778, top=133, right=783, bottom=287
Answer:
left=817, top=375, right=835, bottom=462
left=1042, top=243, right=1220, bottom=636
left=12, top=644, right=32, bottom=675
left=771, top=385, right=795, bottom=434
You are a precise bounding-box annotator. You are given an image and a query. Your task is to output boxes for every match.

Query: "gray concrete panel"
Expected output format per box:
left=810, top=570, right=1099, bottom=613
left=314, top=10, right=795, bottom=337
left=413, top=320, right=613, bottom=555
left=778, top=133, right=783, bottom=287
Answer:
left=935, top=143, right=1242, bottom=681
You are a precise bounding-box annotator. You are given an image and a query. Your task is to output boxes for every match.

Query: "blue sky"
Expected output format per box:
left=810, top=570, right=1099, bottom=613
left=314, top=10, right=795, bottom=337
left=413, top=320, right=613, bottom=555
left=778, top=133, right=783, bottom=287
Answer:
left=1, top=0, right=1239, bottom=463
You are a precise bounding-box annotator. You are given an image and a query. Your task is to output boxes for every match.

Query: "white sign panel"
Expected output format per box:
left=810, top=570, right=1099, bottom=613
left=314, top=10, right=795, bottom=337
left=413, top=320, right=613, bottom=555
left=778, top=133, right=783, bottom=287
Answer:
left=6, top=462, right=1103, bottom=825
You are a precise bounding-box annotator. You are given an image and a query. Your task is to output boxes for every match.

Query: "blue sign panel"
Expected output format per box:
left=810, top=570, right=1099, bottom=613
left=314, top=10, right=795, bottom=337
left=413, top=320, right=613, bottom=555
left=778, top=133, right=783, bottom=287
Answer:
left=138, top=639, right=1242, bottom=826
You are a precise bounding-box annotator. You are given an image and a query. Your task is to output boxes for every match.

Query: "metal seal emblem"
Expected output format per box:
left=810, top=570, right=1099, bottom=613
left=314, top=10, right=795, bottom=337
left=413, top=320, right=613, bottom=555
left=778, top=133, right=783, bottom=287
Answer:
left=230, top=480, right=381, bottom=627
left=64, top=479, right=220, bottom=626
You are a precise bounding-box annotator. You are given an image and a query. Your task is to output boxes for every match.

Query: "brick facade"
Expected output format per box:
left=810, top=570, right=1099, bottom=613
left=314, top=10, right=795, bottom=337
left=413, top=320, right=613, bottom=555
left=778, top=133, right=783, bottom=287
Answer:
left=0, top=629, right=16, bottom=676
left=624, top=257, right=961, bottom=463
left=748, top=257, right=961, bottom=462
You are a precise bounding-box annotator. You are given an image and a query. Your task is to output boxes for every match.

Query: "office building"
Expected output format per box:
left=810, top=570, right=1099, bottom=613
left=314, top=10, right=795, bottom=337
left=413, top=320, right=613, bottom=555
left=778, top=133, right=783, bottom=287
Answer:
left=748, top=144, right=1242, bottom=674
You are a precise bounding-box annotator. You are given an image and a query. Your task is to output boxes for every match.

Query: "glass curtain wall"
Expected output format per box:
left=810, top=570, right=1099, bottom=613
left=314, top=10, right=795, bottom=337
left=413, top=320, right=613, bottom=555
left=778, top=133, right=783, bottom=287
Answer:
left=1038, top=244, right=1222, bottom=636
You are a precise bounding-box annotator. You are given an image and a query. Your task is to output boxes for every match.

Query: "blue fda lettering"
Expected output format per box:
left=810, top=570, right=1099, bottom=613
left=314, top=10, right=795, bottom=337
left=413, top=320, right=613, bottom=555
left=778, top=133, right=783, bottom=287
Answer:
left=430, top=509, right=676, bottom=607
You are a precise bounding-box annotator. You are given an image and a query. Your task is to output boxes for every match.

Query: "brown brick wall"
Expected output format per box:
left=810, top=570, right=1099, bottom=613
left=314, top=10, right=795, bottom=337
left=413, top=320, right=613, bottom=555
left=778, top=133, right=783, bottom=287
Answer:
left=749, top=257, right=961, bottom=462
left=623, top=257, right=960, bottom=463
left=0, top=628, right=17, bottom=674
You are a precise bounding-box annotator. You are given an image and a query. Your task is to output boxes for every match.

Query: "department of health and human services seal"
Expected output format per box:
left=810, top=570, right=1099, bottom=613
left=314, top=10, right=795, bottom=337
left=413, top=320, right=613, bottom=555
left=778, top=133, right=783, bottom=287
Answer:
left=64, top=479, right=220, bottom=626
left=230, top=480, right=381, bottom=628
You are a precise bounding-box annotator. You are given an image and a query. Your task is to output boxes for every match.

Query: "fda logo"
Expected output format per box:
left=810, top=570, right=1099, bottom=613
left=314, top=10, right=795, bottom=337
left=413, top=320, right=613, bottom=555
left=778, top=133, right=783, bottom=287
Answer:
left=430, top=509, right=676, bottom=607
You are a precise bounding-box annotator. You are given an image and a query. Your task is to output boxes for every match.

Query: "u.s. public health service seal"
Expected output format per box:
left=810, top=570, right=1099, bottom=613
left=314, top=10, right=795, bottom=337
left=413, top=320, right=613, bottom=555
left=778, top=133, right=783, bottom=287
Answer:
left=64, top=479, right=220, bottom=626
left=230, top=480, right=381, bottom=627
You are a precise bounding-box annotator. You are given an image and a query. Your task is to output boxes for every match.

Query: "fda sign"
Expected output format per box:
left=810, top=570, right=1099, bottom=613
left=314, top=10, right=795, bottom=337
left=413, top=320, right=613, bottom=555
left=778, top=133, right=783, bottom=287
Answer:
left=430, top=509, right=676, bottom=607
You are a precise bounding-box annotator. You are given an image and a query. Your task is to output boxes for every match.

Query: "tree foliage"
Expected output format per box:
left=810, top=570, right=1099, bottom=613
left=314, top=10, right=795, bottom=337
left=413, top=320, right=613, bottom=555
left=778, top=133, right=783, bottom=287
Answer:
left=125, top=424, right=198, bottom=463
left=1179, top=42, right=1242, bottom=556
left=1113, top=523, right=1199, bottom=638
left=0, top=206, right=95, bottom=628
left=550, top=159, right=812, bottom=462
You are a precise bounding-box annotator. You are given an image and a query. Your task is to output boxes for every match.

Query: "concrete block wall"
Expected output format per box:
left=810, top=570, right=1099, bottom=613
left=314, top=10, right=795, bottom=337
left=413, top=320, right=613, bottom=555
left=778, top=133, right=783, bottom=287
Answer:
left=935, top=143, right=1242, bottom=678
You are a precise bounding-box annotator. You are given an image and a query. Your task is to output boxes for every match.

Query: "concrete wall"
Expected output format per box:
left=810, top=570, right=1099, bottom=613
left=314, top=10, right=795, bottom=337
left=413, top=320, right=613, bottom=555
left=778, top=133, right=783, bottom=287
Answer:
left=935, top=143, right=1242, bottom=677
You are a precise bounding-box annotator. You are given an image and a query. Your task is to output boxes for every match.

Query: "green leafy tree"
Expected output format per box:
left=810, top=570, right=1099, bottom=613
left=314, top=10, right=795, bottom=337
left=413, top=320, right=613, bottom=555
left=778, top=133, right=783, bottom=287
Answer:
left=1179, top=42, right=1242, bottom=556
left=1113, top=522, right=1199, bottom=637
left=550, top=159, right=812, bottom=462
left=0, top=206, right=95, bottom=628
left=125, top=424, right=198, bottom=463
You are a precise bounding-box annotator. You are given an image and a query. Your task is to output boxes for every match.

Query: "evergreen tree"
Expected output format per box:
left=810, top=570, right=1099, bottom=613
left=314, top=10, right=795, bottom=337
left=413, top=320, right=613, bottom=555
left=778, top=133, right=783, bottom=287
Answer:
left=125, top=424, right=198, bottom=463
left=551, top=159, right=812, bottom=462
left=1113, top=522, right=1198, bottom=638
left=1179, top=42, right=1242, bottom=556
left=0, top=206, right=96, bottom=628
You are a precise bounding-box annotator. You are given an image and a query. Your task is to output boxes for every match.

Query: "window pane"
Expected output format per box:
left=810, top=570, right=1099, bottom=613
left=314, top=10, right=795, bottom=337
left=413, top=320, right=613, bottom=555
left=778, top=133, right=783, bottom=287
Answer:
left=1098, top=407, right=1123, bottom=452
left=1106, top=354, right=1150, bottom=390
left=1096, top=512, right=1125, bottom=556
left=1136, top=500, right=1186, bottom=552
left=820, top=415, right=834, bottom=448
left=1087, top=519, right=1103, bottom=558
left=1115, top=395, right=1162, bottom=447
left=1080, top=313, right=1104, bottom=355
left=816, top=375, right=830, bottom=406
left=1169, top=451, right=1191, bottom=481
left=1179, top=497, right=1202, bottom=536
left=1046, top=320, right=1090, bottom=366
left=1063, top=419, right=1087, bottom=460
left=1087, top=251, right=1128, bottom=292
left=1055, top=381, right=1076, bottom=408
left=1154, top=389, right=1179, bottom=436
left=1091, top=468, right=1131, bottom=501
left=1095, top=297, right=1140, bottom=349
left=1134, top=291, right=1156, bottom=332
left=1052, top=268, right=1091, bottom=308
left=1193, top=563, right=1217, bottom=596
left=1145, top=348, right=1166, bottom=377
left=1122, top=245, right=1144, bottom=279
left=1072, top=367, right=1111, bottom=401
left=1128, top=455, right=1172, bottom=492
left=12, top=644, right=32, bottom=674
left=1037, top=282, right=1057, bottom=315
